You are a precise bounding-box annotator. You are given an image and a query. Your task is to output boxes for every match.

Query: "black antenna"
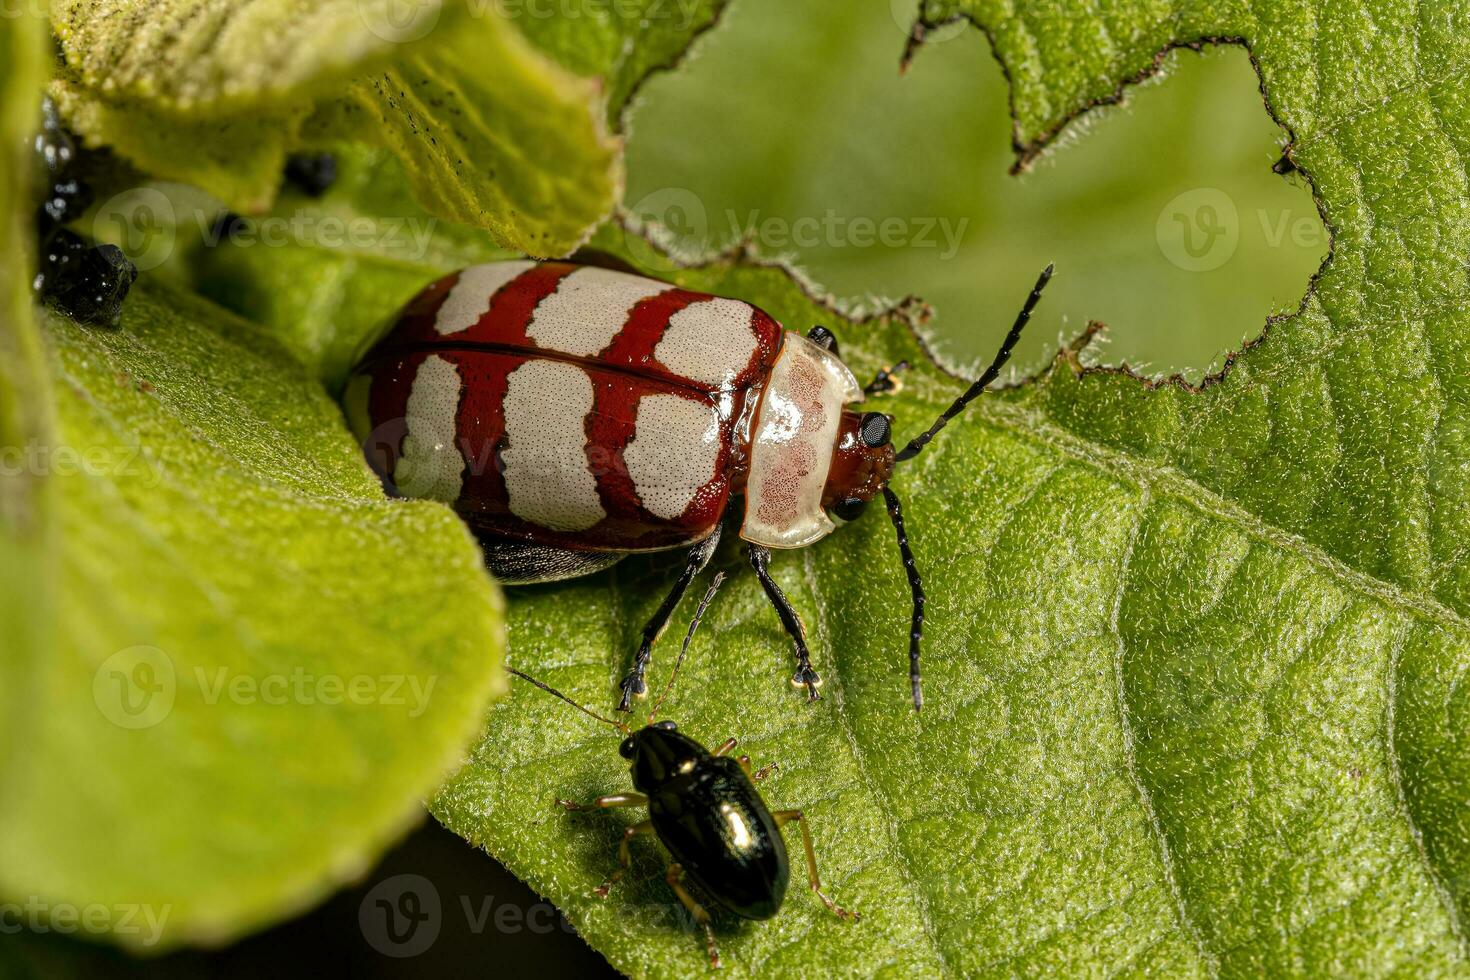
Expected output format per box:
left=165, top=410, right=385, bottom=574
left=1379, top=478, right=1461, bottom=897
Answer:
left=882, top=487, right=925, bottom=712
left=894, top=264, right=1053, bottom=463
left=507, top=667, right=629, bottom=734
left=649, top=572, right=727, bottom=723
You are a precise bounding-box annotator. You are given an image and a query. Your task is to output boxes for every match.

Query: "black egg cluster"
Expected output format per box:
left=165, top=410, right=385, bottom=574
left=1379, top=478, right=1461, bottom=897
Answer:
left=32, top=97, right=136, bottom=328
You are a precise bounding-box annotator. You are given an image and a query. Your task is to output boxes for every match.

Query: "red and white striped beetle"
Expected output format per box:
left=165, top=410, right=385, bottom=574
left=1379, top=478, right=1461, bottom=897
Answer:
left=344, top=258, right=1052, bottom=711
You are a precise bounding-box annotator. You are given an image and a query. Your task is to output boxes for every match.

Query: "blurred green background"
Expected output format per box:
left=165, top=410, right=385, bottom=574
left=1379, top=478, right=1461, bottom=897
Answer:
left=625, top=0, right=1326, bottom=381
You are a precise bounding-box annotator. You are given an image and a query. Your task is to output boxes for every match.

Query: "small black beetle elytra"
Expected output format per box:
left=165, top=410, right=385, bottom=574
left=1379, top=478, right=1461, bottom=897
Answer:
left=508, top=574, right=857, bottom=968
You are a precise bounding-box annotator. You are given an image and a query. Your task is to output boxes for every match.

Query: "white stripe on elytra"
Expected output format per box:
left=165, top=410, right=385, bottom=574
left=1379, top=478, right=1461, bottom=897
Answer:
left=434, top=261, right=535, bottom=335
left=527, top=266, right=672, bottom=356
left=394, top=354, right=465, bottom=503
left=623, top=394, right=722, bottom=520
left=502, top=361, right=606, bottom=532
left=654, top=297, right=759, bottom=388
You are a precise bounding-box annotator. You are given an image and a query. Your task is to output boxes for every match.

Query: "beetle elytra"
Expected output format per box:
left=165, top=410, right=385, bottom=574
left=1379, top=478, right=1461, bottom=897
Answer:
left=346, top=257, right=1052, bottom=711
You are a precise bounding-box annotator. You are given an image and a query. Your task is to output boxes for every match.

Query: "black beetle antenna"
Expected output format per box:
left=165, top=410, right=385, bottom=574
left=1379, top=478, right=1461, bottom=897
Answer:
left=894, top=264, right=1053, bottom=463
left=507, top=667, right=630, bottom=734
left=649, top=572, right=727, bottom=723
left=882, top=487, right=926, bottom=712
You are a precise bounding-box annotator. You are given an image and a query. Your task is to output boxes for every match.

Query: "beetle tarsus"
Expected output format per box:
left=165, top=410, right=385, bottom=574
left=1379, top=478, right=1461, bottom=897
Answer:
left=862, top=360, right=910, bottom=397
left=749, top=545, right=828, bottom=703
left=559, top=792, right=648, bottom=812
left=595, top=820, right=653, bottom=898
left=792, top=667, right=822, bottom=701
left=774, top=808, right=859, bottom=922
left=618, top=529, right=723, bottom=711
left=616, top=665, right=649, bottom=711
left=809, top=878, right=859, bottom=920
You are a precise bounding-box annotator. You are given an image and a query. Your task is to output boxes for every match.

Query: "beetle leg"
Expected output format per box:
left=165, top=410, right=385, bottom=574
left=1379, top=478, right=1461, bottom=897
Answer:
left=721, top=741, right=778, bottom=781
left=747, top=545, right=821, bottom=700
left=739, top=757, right=780, bottom=782
left=862, top=360, right=910, bottom=397
left=618, top=527, right=722, bottom=711
left=557, top=792, right=648, bottom=811
left=593, top=820, right=654, bottom=898
left=772, top=810, right=859, bottom=921
left=665, top=862, right=720, bottom=969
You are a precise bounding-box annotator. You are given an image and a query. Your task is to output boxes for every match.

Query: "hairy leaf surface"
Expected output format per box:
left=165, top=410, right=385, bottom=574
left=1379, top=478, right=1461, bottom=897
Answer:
left=0, top=279, right=508, bottom=949
left=46, top=0, right=734, bottom=253
left=62, top=0, right=1470, bottom=973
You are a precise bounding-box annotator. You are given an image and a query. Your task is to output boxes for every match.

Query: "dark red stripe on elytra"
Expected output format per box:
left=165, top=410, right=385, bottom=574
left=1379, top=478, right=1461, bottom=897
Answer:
left=583, top=374, right=647, bottom=526
left=746, top=308, right=783, bottom=384
left=364, top=262, right=575, bottom=357
left=446, top=348, right=521, bottom=526
left=595, top=288, right=709, bottom=371
left=583, top=288, right=714, bottom=522
left=356, top=262, right=793, bottom=551
left=362, top=351, right=430, bottom=494
left=463, top=262, right=573, bottom=346
left=372, top=272, right=459, bottom=350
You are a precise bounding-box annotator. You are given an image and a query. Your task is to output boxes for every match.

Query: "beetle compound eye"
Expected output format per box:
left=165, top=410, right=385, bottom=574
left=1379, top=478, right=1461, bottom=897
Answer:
left=619, top=736, right=637, bottom=759
left=831, top=496, right=868, bottom=523
left=859, top=412, right=892, bottom=448
left=656, top=720, right=677, bottom=730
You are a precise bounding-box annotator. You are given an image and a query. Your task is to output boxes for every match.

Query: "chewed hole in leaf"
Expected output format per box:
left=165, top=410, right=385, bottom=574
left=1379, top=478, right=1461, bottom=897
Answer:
left=623, top=2, right=1328, bottom=382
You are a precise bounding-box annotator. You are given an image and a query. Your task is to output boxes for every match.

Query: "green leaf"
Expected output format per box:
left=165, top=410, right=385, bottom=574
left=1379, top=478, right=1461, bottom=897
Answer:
left=50, top=0, right=621, bottom=254
left=49, top=0, right=728, bottom=256
left=51, top=0, right=464, bottom=112
left=185, top=147, right=518, bottom=385
left=49, top=70, right=312, bottom=214
left=0, top=280, right=507, bottom=950
left=137, top=1, right=1470, bottom=974
left=0, top=2, right=55, bottom=793
left=509, top=0, right=732, bottom=120
left=431, top=236, right=1470, bottom=974
left=299, top=21, right=619, bottom=259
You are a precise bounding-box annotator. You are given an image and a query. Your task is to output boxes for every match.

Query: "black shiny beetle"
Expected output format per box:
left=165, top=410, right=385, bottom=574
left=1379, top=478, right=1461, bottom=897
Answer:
left=508, top=575, right=856, bottom=967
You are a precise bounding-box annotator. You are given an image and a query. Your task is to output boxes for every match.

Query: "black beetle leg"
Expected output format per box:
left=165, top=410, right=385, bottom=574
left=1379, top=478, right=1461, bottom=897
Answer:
left=773, top=810, right=858, bottom=921
left=557, top=792, right=648, bottom=812
left=618, top=527, right=722, bottom=711
left=747, top=545, right=821, bottom=700
left=862, top=360, right=910, bottom=397
left=594, top=820, right=654, bottom=899
left=666, top=862, right=720, bottom=969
